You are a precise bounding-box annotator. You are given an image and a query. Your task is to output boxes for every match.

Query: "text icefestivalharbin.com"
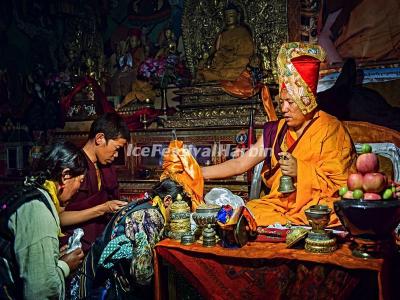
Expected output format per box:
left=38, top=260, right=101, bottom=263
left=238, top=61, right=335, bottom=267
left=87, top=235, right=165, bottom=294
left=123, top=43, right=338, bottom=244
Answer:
left=126, top=144, right=273, bottom=158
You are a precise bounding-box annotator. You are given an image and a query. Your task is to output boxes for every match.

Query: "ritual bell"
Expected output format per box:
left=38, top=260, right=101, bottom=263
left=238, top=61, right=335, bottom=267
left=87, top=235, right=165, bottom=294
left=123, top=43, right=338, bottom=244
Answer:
left=277, top=153, right=296, bottom=194
left=278, top=175, right=296, bottom=194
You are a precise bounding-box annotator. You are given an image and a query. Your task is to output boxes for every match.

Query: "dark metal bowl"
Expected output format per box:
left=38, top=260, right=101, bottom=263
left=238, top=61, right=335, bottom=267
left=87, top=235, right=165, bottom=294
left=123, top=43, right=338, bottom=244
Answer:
left=181, top=233, right=195, bottom=245
left=334, top=199, right=400, bottom=240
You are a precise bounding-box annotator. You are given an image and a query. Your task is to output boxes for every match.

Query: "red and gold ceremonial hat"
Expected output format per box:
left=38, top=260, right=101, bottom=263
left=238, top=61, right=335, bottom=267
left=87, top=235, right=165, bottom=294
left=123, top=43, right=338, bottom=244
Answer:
left=277, top=42, right=326, bottom=114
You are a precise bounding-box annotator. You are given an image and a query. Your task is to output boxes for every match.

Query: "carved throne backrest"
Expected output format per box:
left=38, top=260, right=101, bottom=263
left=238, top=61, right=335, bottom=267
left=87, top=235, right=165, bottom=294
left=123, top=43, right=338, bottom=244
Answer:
left=182, top=0, right=288, bottom=83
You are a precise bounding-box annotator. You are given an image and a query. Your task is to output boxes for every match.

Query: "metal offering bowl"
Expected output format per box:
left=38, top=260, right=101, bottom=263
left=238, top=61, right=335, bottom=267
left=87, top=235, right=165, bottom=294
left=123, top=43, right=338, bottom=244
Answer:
left=192, top=204, right=220, bottom=228
left=305, top=205, right=331, bottom=232
left=334, top=199, right=400, bottom=258
left=334, top=199, right=400, bottom=240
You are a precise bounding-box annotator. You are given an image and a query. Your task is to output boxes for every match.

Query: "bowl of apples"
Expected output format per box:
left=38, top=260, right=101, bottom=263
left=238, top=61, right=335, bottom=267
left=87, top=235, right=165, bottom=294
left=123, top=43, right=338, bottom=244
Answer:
left=334, top=144, right=400, bottom=258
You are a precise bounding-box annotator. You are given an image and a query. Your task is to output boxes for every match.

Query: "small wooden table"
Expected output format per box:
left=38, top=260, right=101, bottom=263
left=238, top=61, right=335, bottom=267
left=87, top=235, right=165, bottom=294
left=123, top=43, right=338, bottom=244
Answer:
left=155, top=239, right=394, bottom=300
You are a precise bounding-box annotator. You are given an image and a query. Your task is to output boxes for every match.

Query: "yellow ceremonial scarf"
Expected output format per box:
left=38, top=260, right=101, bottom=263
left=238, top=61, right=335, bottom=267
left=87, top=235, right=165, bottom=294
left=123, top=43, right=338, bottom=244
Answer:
left=152, top=195, right=167, bottom=224
left=41, top=180, right=64, bottom=236
left=42, top=180, right=62, bottom=213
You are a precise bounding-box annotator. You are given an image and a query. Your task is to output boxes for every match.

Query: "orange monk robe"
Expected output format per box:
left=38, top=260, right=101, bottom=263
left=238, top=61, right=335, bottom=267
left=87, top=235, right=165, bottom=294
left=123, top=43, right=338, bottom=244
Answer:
left=247, top=111, right=357, bottom=227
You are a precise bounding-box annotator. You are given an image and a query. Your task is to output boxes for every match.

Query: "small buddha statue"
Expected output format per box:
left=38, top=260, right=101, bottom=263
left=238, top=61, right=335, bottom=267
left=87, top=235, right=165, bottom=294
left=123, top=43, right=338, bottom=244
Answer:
left=109, top=29, right=145, bottom=97
left=196, top=4, right=254, bottom=82
left=65, top=48, right=81, bottom=78
left=117, top=39, right=133, bottom=72
left=156, top=28, right=177, bottom=58
left=127, top=28, right=145, bottom=69
left=85, top=57, right=96, bottom=78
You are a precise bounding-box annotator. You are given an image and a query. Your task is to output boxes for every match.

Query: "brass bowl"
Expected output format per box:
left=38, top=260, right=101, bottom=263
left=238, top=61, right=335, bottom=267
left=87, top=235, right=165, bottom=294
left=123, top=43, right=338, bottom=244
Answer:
left=192, top=204, right=220, bottom=227
left=305, top=205, right=331, bottom=232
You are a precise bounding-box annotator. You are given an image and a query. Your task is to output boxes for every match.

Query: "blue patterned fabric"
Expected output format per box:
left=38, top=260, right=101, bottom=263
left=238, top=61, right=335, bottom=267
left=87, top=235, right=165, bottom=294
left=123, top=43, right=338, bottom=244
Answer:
left=98, top=235, right=132, bottom=269
left=125, top=208, right=164, bottom=285
left=71, top=199, right=165, bottom=299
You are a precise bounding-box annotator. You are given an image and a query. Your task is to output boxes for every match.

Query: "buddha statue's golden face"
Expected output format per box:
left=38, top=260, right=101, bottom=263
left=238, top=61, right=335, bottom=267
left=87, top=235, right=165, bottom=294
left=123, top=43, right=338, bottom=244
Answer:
left=165, top=29, right=173, bottom=40
left=129, top=36, right=139, bottom=49
left=224, top=9, right=238, bottom=27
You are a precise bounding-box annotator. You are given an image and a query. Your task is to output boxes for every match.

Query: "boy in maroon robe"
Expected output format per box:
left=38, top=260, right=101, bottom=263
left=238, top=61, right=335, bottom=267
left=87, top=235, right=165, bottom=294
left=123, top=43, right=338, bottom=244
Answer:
left=62, top=112, right=130, bottom=252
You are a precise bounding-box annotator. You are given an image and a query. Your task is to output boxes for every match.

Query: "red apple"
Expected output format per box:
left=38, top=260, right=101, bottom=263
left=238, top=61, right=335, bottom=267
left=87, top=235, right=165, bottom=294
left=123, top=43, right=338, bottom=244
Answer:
left=356, top=153, right=379, bottom=174
left=363, top=192, right=382, bottom=200
left=347, top=173, right=363, bottom=190
left=362, top=173, right=386, bottom=193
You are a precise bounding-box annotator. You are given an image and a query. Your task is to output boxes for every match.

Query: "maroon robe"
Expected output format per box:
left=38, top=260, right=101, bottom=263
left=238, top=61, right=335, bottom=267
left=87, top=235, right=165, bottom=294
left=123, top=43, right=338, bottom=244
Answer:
left=62, top=153, right=119, bottom=252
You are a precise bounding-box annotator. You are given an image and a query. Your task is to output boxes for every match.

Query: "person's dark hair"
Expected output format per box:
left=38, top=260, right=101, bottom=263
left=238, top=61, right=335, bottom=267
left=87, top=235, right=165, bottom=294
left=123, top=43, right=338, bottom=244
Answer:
left=31, top=141, right=87, bottom=185
left=88, top=112, right=130, bottom=142
left=150, top=179, right=191, bottom=206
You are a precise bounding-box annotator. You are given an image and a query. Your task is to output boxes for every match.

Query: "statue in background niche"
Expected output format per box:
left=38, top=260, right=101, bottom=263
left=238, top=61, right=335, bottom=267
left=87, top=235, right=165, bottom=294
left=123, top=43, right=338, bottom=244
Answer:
left=109, top=29, right=145, bottom=97
left=182, top=0, right=287, bottom=84
left=128, top=28, right=146, bottom=69
left=196, top=4, right=254, bottom=82
left=156, top=28, right=178, bottom=58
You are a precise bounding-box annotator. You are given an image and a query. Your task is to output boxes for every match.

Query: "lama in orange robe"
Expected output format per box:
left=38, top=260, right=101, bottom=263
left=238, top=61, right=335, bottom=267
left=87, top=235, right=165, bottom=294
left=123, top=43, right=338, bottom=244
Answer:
left=247, top=110, right=357, bottom=227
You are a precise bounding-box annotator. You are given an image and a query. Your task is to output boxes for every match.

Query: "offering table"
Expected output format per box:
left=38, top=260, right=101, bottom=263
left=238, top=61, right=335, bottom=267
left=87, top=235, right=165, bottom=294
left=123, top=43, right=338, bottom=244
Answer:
left=155, top=239, right=397, bottom=300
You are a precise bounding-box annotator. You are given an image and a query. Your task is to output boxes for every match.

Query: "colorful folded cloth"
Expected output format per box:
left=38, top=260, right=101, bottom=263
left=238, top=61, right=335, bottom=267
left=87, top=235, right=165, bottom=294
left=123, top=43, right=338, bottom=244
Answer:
left=255, top=227, right=290, bottom=243
left=217, top=205, right=234, bottom=224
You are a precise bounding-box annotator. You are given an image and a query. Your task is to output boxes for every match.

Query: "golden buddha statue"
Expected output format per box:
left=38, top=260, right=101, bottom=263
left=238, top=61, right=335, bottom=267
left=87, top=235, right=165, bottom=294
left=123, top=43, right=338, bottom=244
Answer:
left=196, top=5, right=254, bottom=82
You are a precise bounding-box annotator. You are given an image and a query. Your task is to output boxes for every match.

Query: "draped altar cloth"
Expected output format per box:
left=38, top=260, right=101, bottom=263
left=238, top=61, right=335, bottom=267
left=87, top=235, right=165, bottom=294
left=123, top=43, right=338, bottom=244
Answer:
left=154, top=239, right=393, bottom=300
